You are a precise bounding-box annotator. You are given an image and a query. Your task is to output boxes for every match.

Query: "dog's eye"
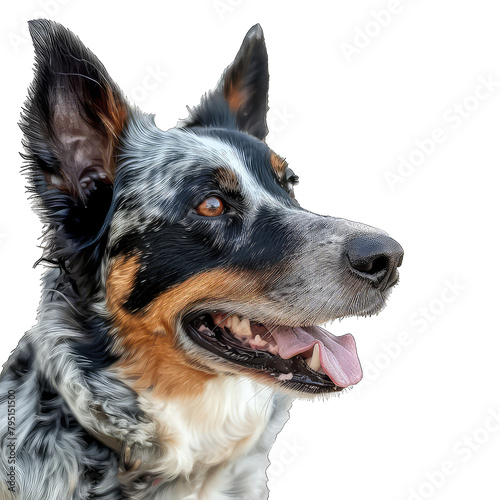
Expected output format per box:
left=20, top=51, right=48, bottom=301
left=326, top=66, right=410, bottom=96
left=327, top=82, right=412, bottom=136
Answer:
left=285, top=167, right=299, bottom=187
left=196, top=197, right=225, bottom=217
left=283, top=167, right=299, bottom=198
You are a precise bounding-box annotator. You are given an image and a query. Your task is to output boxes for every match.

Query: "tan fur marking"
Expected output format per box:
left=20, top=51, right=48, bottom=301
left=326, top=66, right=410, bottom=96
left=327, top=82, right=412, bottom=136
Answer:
left=270, top=151, right=287, bottom=176
left=214, top=167, right=240, bottom=192
left=107, top=257, right=268, bottom=399
left=96, top=87, right=128, bottom=181
left=224, top=80, right=248, bottom=112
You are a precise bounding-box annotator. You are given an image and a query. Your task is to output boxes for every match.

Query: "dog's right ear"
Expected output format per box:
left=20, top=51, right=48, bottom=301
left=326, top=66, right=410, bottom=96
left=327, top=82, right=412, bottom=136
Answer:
left=21, top=19, right=129, bottom=225
left=184, top=24, right=269, bottom=140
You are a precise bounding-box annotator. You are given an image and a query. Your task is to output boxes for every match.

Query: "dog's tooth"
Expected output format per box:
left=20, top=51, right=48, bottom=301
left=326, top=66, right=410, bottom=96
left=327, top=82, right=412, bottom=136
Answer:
left=253, top=334, right=267, bottom=347
left=307, top=344, right=321, bottom=372
left=239, top=318, right=251, bottom=337
left=230, top=315, right=241, bottom=332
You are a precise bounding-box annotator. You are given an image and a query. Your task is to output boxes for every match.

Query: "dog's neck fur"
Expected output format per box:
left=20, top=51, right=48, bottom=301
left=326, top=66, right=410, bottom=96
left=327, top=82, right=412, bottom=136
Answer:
left=137, top=377, right=277, bottom=492
left=33, top=267, right=292, bottom=498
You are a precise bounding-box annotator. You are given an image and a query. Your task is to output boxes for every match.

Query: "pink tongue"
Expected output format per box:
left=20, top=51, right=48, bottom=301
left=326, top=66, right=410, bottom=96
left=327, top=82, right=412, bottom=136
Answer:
left=271, top=326, right=362, bottom=387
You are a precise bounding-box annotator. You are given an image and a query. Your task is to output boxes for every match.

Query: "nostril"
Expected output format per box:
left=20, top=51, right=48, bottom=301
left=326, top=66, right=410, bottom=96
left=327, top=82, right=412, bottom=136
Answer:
left=369, top=255, right=389, bottom=275
left=348, top=254, right=388, bottom=275
left=345, top=234, right=404, bottom=290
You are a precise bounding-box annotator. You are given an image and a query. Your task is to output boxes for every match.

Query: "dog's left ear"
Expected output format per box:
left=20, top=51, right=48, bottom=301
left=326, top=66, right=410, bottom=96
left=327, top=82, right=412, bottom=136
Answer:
left=20, top=19, right=132, bottom=275
left=186, top=24, right=269, bottom=140
left=22, top=19, right=129, bottom=212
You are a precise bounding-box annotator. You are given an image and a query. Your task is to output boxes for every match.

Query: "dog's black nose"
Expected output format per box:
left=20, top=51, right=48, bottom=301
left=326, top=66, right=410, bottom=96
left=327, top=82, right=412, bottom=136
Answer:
left=346, top=235, right=403, bottom=290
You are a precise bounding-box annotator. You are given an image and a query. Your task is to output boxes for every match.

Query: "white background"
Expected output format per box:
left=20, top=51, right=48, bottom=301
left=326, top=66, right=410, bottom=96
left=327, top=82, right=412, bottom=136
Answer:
left=1, top=1, right=500, bottom=499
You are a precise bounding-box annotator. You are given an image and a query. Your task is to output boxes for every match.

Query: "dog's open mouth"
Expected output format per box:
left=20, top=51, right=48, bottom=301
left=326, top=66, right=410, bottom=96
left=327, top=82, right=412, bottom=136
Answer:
left=186, top=312, right=362, bottom=393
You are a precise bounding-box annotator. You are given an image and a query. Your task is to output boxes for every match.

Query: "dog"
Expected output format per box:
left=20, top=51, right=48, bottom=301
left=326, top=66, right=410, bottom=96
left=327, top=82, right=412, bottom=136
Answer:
left=0, top=19, right=403, bottom=499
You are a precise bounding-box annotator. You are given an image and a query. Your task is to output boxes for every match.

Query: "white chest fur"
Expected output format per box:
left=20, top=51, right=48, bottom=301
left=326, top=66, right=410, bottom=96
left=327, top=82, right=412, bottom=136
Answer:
left=139, top=376, right=276, bottom=485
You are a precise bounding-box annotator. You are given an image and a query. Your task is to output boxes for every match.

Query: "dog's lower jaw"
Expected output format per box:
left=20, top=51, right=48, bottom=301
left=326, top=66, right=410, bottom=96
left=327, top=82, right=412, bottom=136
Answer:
left=127, top=376, right=292, bottom=499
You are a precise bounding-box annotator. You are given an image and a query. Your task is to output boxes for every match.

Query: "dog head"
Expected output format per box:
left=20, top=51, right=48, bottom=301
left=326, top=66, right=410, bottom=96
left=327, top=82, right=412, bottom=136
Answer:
left=22, top=20, right=403, bottom=398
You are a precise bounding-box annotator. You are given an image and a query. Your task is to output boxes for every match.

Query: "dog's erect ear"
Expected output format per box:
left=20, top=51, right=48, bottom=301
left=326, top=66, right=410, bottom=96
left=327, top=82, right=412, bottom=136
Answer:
left=21, top=19, right=129, bottom=212
left=221, top=24, right=269, bottom=139
left=186, top=24, right=269, bottom=140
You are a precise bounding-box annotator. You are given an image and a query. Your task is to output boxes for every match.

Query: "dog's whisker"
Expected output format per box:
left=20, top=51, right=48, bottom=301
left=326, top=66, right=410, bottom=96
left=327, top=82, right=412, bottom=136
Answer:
left=261, top=325, right=278, bottom=341
left=260, top=386, right=277, bottom=419
left=245, top=385, right=268, bottom=406
left=214, top=313, right=232, bottom=328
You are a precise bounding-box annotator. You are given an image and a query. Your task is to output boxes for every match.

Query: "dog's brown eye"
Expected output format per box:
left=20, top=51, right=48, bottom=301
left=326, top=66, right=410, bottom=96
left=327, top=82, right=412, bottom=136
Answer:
left=196, top=197, right=224, bottom=217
